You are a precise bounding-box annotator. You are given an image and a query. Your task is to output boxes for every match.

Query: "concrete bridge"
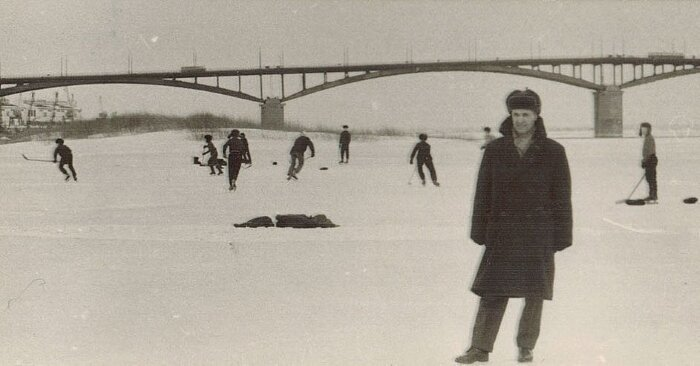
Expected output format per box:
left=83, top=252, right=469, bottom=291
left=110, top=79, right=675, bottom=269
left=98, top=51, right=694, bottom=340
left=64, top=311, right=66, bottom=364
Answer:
left=1, top=55, right=699, bottom=136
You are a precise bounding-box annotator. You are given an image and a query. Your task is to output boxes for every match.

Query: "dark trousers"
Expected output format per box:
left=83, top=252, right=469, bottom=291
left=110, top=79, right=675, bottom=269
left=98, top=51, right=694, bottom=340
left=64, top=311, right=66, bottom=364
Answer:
left=340, top=144, right=349, bottom=161
left=470, top=296, right=543, bottom=352
left=417, top=158, right=437, bottom=182
left=288, top=152, right=304, bottom=176
left=208, top=156, right=223, bottom=174
left=228, top=153, right=242, bottom=183
left=59, top=159, right=76, bottom=178
left=644, top=155, right=658, bottom=199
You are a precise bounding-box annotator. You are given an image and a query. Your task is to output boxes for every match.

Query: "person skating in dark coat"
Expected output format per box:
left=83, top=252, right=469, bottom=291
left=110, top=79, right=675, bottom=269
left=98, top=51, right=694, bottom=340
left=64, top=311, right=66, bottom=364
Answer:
left=203, top=134, right=223, bottom=175
left=339, top=125, right=351, bottom=163
left=287, top=132, right=314, bottom=180
left=239, top=133, right=252, bottom=165
left=639, top=122, right=658, bottom=202
left=455, top=89, right=572, bottom=364
left=409, top=133, right=439, bottom=186
left=222, top=129, right=247, bottom=191
left=53, top=138, right=77, bottom=181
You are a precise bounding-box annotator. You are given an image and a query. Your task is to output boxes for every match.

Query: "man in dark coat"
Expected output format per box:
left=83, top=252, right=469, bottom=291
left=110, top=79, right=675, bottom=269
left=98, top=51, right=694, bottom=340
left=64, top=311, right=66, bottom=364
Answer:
left=339, top=125, right=351, bottom=163
left=455, top=89, right=572, bottom=364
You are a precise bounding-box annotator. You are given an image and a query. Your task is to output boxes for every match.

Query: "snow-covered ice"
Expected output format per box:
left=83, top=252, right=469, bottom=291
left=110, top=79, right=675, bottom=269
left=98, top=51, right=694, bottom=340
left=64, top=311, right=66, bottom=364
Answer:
left=0, top=130, right=698, bottom=365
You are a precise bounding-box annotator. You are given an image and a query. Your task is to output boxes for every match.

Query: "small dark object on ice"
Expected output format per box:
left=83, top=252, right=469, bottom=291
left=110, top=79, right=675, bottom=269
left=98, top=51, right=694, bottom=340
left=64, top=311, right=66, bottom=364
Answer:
left=234, top=216, right=275, bottom=228
left=683, top=197, right=698, bottom=204
left=272, top=161, right=278, bottom=165
left=320, top=167, right=328, bottom=170
left=625, top=199, right=646, bottom=206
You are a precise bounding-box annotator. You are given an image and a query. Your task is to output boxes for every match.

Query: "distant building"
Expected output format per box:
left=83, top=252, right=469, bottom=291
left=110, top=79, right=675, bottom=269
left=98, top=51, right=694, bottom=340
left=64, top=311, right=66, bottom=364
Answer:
left=0, top=98, right=25, bottom=130
left=0, top=92, right=81, bottom=130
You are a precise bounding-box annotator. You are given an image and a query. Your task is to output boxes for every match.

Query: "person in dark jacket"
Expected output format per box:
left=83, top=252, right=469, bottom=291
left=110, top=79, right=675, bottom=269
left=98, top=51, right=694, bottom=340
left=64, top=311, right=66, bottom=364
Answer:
left=409, top=133, right=439, bottom=186
left=53, top=138, right=77, bottom=181
left=287, top=132, right=315, bottom=180
left=240, top=133, right=252, bottom=165
left=339, top=125, right=351, bottom=163
left=639, top=122, right=658, bottom=202
left=455, top=89, right=572, bottom=364
left=223, top=129, right=247, bottom=191
left=203, top=134, right=223, bottom=175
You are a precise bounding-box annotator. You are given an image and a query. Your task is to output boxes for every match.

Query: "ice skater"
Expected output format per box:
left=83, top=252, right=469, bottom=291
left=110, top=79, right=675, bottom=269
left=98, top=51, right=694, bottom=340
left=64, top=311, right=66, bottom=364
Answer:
left=455, top=89, right=572, bottom=364
left=223, top=129, right=247, bottom=191
left=409, top=133, right=439, bottom=186
left=240, top=132, right=252, bottom=165
left=53, top=138, right=77, bottom=181
left=287, top=131, right=315, bottom=180
left=339, top=125, right=351, bottom=163
left=203, top=134, right=223, bottom=175
left=480, top=126, right=495, bottom=150
left=639, top=122, right=658, bottom=202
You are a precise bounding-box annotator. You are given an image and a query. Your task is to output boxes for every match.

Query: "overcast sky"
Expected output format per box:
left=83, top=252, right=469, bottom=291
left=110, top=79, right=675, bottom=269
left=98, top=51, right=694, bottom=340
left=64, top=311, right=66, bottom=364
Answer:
left=1, top=0, right=699, bottom=133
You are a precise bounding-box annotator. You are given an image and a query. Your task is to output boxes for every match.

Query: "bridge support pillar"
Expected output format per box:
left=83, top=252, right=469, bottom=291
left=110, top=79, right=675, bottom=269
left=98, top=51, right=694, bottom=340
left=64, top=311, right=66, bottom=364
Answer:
left=593, top=86, right=623, bottom=137
left=260, top=97, right=284, bottom=129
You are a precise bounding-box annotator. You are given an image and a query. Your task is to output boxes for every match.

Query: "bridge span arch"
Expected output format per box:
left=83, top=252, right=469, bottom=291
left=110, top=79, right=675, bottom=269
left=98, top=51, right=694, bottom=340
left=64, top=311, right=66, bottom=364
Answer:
left=282, top=65, right=603, bottom=102
left=0, top=78, right=263, bottom=103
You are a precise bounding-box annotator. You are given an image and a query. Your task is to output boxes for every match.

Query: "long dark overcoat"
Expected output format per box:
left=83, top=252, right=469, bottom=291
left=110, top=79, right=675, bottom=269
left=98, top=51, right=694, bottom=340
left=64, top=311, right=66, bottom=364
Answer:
left=470, top=117, right=572, bottom=300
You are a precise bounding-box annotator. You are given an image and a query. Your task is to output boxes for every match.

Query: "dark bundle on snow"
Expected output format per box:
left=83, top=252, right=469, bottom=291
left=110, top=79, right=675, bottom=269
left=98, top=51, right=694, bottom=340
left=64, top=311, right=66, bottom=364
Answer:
left=276, top=214, right=338, bottom=228
left=233, top=215, right=338, bottom=228
left=683, top=197, right=698, bottom=204
left=233, top=216, right=275, bottom=228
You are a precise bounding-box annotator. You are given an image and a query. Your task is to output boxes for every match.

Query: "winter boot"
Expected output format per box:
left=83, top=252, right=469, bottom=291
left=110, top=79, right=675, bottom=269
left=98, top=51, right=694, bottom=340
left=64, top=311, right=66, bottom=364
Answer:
left=518, top=348, right=533, bottom=363
left=433, top=180, right=440, bottom=187
left=455, top=348, right=489, bottom=364
left=64, top=174, right=71, bottom=181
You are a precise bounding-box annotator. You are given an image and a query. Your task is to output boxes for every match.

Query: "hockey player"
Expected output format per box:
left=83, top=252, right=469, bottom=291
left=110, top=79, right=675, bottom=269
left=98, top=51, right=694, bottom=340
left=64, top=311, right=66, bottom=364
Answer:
left=53, top=138, right=77, bottom=181
left=409, top=133, right=439, bottom=186
left=339, top=125, right=351, bottom=163
left=639, top=122, right=658, bottom=202
left=240, top=132, right=252, bottom=165
left=481, top=127, right=495, bottom=150
left=287, top=132, right=315, bottom=180
left=223, top=129, right=248, bottom=191
left=203, top=134, right=223, bottom=175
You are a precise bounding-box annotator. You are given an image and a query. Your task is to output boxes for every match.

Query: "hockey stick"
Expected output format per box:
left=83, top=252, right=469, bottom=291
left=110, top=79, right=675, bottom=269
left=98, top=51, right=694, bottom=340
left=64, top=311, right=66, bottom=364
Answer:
left=615, top=174, right=646, bottom=204
left=22, top=154, right=54, bottom=163
left=407, top=165, right=416, bottom=185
